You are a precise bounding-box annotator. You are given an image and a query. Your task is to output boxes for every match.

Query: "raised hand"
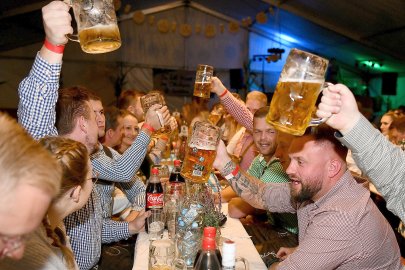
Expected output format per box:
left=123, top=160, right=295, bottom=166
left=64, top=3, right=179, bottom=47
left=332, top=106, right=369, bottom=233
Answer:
left=316, top=84, right=361, bottom=134
left=42, top=1, right=73, bottom=45
left=211, top=77, right=227, bottom=96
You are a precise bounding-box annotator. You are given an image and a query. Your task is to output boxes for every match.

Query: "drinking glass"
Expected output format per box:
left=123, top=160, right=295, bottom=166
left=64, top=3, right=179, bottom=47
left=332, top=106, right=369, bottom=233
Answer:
left=180, top=121, right=221, bottom=183
left=194, top=65, right=214, bottom=99
left=147, top=209, right=165, bottom=241
left=140, top=91, right=171, bottom=135
left=69, top=0, right=121, bottom=54
left=149, top=239, right=187, bottom=270
left=266, top=48, right=329, bottom=136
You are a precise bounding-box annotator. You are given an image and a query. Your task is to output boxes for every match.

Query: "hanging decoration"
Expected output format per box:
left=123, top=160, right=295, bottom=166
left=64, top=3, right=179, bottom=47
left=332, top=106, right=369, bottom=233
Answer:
left=157, top=19, right=170, bottom=33
left=205, top=24, right=216, bottom=38
left=133, top=11, right=145, bottom=24
left=195, top=24, right=201, bottom=34
left=123, top=4, right=131, bottom=14
left=129, top=6, right=276, bottom=38
left=256, top=11, right=267, bottom=24
left=228, top=21, right=239, bottom=33
left=148, top=15, right=155, bottom=26
left=180, top=24, right=192, bottom=37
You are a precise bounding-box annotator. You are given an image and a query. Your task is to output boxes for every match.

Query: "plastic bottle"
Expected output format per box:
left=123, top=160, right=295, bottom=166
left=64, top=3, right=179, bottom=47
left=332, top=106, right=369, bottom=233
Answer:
left=193, top=237, right=221, bottom=270
left=145, top=168, right=164, bottom=233
left=194, top=227, right=222, bottom=268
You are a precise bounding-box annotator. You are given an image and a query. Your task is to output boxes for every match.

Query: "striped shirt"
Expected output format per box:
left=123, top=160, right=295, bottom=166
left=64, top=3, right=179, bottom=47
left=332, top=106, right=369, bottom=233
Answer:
left=247, top=155, right=298, bottom=234
left=17, top=53, right=148, bottom=270
left=337, top=115, right=405, bottom=224
left=222, top=161, right=402, bottom=269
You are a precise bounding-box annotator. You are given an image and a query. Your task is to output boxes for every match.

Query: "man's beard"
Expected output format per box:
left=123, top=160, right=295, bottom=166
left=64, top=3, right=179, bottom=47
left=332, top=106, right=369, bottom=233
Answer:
left=290, top=178, right=322, bottom=204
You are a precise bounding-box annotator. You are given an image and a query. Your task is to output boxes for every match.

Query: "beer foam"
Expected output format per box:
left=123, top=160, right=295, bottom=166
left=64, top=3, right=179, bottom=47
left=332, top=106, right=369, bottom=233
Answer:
left=279, top=78, right=324, bottom=83
left=81, top=23, right=119, bottom=31
left=189, top=141, right=216, bottom=150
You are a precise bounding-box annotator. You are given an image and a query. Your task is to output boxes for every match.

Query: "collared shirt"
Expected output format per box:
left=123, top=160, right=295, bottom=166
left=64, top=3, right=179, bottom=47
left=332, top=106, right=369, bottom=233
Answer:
left=17, top=53, right=146, bottom=270
left=248, top=155, right=298, bottom=234
left=261, top=170, right=401, bottom=269
left=337, top=115, right=405, bottom=224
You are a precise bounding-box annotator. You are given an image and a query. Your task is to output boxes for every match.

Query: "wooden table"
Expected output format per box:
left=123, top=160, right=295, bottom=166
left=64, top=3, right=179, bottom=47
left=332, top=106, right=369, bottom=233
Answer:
left=132, top=203, right=267, bottom=269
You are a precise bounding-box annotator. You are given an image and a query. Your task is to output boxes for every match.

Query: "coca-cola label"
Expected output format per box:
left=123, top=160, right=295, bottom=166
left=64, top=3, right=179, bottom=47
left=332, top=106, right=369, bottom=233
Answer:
left=146, top=193, right=164, bottom=208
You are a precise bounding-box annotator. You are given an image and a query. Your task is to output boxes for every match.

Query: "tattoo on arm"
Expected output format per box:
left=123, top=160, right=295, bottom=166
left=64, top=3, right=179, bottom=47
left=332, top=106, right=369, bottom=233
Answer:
left=221, top=161, right=268, bottom=209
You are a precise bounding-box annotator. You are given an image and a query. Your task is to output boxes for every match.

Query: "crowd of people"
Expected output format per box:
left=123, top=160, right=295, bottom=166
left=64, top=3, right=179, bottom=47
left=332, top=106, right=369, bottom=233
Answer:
left=1, top=1, right=405, bottom=270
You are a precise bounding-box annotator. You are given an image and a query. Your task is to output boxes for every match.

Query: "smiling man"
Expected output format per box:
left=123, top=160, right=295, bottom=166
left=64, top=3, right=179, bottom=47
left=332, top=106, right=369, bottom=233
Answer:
left=213, top=125, right=402, bottom=270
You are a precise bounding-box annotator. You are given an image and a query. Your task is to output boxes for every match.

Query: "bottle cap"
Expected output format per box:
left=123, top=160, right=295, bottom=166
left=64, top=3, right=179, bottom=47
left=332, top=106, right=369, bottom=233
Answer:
left=174, top=160, right=181, bottom=167
left=203, top=227, right=217, bottom=238
left=201, top=237, right=216, bottom=250
left=222, top=239, right=236, bottom=267
left=151, top=168, right=159, bottom=175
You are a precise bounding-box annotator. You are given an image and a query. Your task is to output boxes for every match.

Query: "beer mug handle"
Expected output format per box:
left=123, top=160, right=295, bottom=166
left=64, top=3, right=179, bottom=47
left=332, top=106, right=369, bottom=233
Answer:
left=308, top=82, right=331, bottom=127
left=63, top=0, right=80, bottom=43
left=235, top=256, right=249, bottom=270
left=172, top=258, right=187, bottom=270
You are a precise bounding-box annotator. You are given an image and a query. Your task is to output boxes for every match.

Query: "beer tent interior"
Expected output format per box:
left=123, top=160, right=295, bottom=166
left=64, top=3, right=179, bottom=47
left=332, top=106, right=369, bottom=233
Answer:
left=1, top=0, right=405, bottom=118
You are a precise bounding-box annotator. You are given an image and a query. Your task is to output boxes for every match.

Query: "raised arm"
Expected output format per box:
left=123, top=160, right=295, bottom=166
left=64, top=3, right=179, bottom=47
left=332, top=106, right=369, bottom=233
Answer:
left=211, top=77, right=254, bottom=132
left=214, top=140, right=295, bottom=213
left=18, top=1, right=72, bottom=139
left=317, top=84, right=405, bottom=222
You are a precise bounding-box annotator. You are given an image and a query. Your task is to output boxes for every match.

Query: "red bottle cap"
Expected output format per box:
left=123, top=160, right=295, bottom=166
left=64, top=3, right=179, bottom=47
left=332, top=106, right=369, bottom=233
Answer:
left=151, top=168, right=159, bottom=175
left=203, top=227, right=216, bottom=238
left=202, top=237, right=216, bottom=250
left=174, top=160, right=181, bottom=167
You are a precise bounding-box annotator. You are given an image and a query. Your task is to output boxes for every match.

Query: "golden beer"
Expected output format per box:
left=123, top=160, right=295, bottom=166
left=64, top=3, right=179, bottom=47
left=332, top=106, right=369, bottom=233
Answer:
left=208, top=113, right=221, bottom=125
left=78, top=24, right=121, bottom=54
left=266, top=79, right=323, bottom=136
left=151, top=265, right=171, bottom=270
left=193, top=82, right=211, bottom=99
left=180, top=145, right=216, bottom=183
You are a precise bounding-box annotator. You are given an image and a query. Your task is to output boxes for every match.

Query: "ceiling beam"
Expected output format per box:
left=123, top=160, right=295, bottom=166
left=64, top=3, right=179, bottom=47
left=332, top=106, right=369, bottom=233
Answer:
left=0, top=1, right=48, bottom=19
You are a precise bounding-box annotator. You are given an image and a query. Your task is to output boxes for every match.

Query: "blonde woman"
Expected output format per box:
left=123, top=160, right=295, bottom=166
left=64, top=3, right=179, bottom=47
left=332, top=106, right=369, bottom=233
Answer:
left=0, top=137, right=93, bottom=270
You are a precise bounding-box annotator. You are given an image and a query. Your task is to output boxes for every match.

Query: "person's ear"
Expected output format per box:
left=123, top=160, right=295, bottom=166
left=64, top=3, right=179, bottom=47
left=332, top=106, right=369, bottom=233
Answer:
left=70, top=186, right=82, bottom=203
left=78, top=115, right=87, bottom=133
left=106, top=129, right=113, bottom=139
left=328, top=159, right=342, bottom=178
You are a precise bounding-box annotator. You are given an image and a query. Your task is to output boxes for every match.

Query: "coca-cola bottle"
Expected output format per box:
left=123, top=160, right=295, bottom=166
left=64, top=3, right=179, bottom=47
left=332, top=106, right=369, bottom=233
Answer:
left=194, top=227, right=222, bottom=267
left=193, top=233, right=221, bottom=270
left=145, top=168, right=164, bottom=233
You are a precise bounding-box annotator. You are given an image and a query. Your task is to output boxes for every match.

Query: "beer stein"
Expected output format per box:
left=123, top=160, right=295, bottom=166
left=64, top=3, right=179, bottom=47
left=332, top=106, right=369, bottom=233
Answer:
left=194, top=65, right=214, bottom=99
left=69, top=0, right=121, bottom=54
left=149, top=239, right=187, bottom=270
left=140, top=91, right=171, bottom=135
left=208, top=104, right=224, bottom=126
left=266, top=49, right=329, bottom=136
left=180, top=121, right=221, bottom=184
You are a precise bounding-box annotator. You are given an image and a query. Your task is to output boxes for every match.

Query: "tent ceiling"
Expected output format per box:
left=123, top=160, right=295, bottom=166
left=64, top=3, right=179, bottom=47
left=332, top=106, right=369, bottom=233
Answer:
left=1, top=0, right=404, bottom=72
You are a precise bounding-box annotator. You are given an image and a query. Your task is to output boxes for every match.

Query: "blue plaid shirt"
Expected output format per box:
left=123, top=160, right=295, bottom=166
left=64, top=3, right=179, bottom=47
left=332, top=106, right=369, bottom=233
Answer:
left=18, top=53, right=149, bottom=270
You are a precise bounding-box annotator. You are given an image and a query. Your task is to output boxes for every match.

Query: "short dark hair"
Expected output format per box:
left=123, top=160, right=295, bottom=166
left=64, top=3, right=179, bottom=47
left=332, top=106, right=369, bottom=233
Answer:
left=117, top=89, right=146, bottom=110
left=254, top=106, right=269, bottom=119
left=104, top=106, right=122, bottom=131
left=87, top=88, right=102, bottom=102
left=56, top=86, right=92, bottom=135
left=305, top=124, right=348, bottom=160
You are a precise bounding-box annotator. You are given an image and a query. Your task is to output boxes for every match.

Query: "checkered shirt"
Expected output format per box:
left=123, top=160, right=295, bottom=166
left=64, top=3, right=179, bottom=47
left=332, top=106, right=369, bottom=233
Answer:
left=337, top=115, right=405, bottom=224
left=220, top=91, right=254, bottom=132
left=17, top=54, right=143, bottom=269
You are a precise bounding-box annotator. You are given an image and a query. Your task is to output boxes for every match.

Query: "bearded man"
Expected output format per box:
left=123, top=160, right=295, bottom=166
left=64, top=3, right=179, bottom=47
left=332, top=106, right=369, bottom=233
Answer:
left=213, top=125, right=402, bottom=270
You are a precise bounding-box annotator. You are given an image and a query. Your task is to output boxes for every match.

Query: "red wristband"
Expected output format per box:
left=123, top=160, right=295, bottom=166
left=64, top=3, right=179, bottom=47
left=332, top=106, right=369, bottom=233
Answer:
left=44, top=39, right=65, bottom=54
left=219, top=89, right=228, bottom=98
left=142, top=123, right=155, bottom=133
left=224, top=165, right=240, bottom=180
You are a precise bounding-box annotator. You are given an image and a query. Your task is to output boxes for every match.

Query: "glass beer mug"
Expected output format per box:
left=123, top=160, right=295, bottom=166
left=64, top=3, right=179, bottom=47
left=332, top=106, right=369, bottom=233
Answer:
left=266, top=49, right=329, bottom=136
left=180, top=121, right=221, bottom=184
left=194, top=65, right=214, bottom=99
left=69, top=0, right=121, bottom=54
left=149, top=239, right=187, bottom=270
left=140, top=91, right=171, bottom=135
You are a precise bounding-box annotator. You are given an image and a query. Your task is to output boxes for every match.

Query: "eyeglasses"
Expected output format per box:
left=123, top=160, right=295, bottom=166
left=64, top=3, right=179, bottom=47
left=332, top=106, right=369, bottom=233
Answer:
left=0, top=233, right=30, bottom=259
left=92, top=172, right=99, bottom=185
